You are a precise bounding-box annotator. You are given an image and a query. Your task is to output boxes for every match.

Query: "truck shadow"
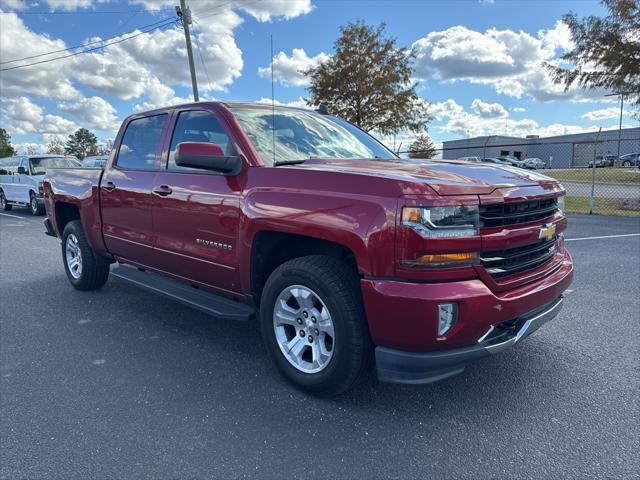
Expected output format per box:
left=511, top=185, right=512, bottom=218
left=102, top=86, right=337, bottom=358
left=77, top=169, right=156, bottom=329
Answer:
left=18, top=272, right=577, bottom=427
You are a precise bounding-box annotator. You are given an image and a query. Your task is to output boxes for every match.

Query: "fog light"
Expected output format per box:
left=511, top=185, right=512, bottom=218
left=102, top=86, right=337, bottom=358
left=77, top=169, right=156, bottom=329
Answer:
left=437, top=303, right=458, bottom=336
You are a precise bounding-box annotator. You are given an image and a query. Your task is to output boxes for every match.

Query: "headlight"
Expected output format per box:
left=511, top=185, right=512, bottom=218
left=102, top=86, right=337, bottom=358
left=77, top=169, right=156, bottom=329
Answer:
left=401, top=205, right=479, bottom=238
left=557, top=195, right=565, bottom=214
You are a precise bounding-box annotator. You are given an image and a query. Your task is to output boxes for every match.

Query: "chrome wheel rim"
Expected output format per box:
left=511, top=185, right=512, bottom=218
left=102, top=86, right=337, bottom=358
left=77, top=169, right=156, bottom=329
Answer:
left=0, top=193, right=5, bottom=208
left=273, top=285, right=335, bottom=374
left=30, top=196, right=37, bottom=214
left=65, top=234, right=82, bottom=279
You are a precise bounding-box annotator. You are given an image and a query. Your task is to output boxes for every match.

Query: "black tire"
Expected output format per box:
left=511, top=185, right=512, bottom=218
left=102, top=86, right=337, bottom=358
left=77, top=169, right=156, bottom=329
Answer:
left=622, top=161, right=631, bottom=167
left=260, top=255, right=374, bottom=396
left=0, top=190, right=12, bottom=211
left=61, top=220, right=110, bottom=291
left=29, top=192, right=44, bottom=216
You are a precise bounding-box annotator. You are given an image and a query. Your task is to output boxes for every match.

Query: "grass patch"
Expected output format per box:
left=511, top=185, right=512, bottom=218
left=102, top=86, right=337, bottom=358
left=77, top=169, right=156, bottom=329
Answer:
left=545, top=168, right=640, bottom=185
left=566, top=196, right=640, bottom=217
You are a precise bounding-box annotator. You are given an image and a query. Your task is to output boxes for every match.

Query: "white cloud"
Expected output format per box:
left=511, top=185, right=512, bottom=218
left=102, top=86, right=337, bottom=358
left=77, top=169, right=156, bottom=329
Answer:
left=581, top=107, right=627, bottom=121
left=427, top=98, right=608, bottom=139
left=259, top=48, right=330, bottom=87
left=0, top=13, right=80, bottom=100
left=58, top=96, right=119, bottom=131
left=412, top=22, right=607, bottom=103
left=1, top=96, right=77, bottom=136
left=0, top=0, right=28, bottom=10
left=512, top=107, right=527, bottom=112
left=43, top=0, right=94, bottom=11
left=240, top=0, right=313, bottom=21
left=255, top=97, right=310, bottom=109
left=471, top=99, right=507, bottom=118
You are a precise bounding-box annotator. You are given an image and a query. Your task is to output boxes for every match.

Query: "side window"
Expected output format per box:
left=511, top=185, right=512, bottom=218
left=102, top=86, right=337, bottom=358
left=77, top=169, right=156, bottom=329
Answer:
left=167, top=110, right=236, bottom=172
left=116, top=114, right=167, bottom=170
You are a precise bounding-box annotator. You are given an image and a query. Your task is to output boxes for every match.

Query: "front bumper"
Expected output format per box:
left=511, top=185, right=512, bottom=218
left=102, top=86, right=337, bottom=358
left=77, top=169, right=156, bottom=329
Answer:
left=376, top=296, right=564, bottom=384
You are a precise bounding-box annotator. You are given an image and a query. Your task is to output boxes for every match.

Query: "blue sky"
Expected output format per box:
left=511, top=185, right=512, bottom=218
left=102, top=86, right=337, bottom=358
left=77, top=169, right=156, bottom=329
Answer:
left=1, top=0, right=637, bottom=152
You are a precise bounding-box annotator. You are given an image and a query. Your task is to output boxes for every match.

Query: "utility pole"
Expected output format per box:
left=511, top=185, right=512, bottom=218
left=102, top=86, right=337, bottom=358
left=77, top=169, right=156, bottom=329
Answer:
left=177, top=0, right=199, bottom=101
left=604, top=90, right=639, bottom=163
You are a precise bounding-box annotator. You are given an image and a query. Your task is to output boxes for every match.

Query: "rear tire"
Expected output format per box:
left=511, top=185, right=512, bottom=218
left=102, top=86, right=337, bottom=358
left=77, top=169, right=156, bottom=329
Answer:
left=30, top=192, right=44, bottom=216
left=260, top=255, right=374, bottom=396
left=0, top=190, right=12, bottom=211
left=61, top=220, right=110, bottom=291
left=622, top=160, right=631, bottom=167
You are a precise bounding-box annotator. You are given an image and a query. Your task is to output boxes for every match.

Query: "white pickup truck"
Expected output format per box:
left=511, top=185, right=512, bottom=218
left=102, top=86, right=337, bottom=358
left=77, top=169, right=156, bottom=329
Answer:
left=0, top=155, right=80, bottom=215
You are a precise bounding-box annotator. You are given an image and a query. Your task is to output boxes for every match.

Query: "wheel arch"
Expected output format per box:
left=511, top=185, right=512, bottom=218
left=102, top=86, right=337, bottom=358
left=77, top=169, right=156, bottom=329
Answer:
left=249, top=230, right=359, bottom=307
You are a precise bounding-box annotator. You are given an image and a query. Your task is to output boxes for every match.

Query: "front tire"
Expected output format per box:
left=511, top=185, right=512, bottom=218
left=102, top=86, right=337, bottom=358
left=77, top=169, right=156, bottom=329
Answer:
left=260, top=255, right=374, bottom=396
left=62, top=220, right=110, bottom=290
left=0, top=190, right=12, bottom=211
left=30, top=192, right=44, bottom=216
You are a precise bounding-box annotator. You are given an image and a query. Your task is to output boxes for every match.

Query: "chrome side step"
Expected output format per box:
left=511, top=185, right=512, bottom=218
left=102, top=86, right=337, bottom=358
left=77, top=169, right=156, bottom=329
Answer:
left=111, top=265, right=254, bottom=321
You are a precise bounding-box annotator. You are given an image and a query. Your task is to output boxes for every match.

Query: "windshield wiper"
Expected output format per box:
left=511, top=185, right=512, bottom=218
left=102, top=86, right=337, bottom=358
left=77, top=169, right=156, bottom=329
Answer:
left=273, top=159, right=307, bottom=166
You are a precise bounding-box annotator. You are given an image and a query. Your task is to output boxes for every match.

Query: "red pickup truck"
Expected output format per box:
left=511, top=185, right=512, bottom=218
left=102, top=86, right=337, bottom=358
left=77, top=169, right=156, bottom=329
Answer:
left=43, top=102, right=573, bottom=395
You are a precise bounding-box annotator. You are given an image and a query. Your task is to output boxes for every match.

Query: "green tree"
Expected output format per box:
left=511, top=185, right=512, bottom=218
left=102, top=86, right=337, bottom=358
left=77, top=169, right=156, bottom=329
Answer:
left=65, top=128, right=98, bottom=159
left=408, top=133, right=437, bottom=159
left=97, top=138, right=114, bottom=156
left=547, top=0, right=639, bottom=108
left=0, top=128, right=16, bottom=157
left=304, top=21, right=431, bottom=135
left=46, top=137, right=65, bottom=155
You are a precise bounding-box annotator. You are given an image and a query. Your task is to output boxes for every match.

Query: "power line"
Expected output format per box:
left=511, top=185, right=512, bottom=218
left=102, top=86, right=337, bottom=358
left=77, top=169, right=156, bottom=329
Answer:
left=0, top=9, right=172, bottom=15
left=1, top=16, right=175, bottom=65
left=0, top=19, right=177, bottom=72
left=191, top=19, right=213, bottom=95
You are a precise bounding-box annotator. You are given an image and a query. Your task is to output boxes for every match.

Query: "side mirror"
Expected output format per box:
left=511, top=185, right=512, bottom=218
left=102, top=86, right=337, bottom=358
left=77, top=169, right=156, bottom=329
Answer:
left=17, top=166, right=27, bottom=175
left=175, top=142, right=242, bottom=175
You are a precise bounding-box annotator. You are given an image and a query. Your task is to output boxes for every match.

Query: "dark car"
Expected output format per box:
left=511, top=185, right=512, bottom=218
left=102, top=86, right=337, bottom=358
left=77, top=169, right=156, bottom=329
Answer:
left=619, top=153, right=639, bottom=167
left=498, top=156, right=526, bottom=168
left=482, top=157, right=511, bottom=165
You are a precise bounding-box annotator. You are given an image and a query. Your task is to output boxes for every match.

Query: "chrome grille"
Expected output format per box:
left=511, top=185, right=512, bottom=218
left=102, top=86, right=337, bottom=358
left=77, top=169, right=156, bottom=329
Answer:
left=481, top=238, right=557, bottom=279
left=480, top=198, right=558, bottom=228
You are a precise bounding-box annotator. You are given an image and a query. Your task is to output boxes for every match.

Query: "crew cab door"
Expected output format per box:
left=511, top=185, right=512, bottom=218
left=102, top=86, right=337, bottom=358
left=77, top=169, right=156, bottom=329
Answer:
left=100, top=113, right=168, bottom=266
left=150, top=108, right=243, bottom=295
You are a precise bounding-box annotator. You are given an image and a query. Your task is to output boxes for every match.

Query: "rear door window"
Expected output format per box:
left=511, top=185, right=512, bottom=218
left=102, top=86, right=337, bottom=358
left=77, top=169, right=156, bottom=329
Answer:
left=116, top=114, right=167, bottom=170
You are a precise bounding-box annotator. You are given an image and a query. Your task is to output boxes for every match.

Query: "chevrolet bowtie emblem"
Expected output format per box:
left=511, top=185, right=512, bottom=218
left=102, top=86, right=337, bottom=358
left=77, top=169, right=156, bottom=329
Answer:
left=538, top=223, right=556, bottom=241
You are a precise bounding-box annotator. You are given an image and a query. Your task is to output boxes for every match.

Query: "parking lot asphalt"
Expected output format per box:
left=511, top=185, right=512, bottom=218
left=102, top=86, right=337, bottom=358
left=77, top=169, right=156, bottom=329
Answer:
left=1, top=210, right=638, bottom=479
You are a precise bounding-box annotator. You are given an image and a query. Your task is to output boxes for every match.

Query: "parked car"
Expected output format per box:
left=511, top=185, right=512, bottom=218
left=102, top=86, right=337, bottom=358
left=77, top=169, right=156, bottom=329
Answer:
left=523, top=157, right=547, bottom=169
left=588, top=154, right=617, bottom=168
left=83, top=155, right=109, bottom=168
left=0, top=155, right=80, bottom=215
left=43, top=102, right=573, bottom=396
left=619, top=152, right=639, bottom=167
left=481, top=157, right=511, bottom=165
left=457, top=156, right=482, bottom=162
left=498, top=156, right=526, bottom=168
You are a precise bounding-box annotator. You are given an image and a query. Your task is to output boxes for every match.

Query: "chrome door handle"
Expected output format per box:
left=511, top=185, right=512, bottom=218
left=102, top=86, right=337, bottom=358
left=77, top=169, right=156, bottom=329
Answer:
left=152, top=185, right=173, bottom=196
left=103, top=181, right=116, bottom=191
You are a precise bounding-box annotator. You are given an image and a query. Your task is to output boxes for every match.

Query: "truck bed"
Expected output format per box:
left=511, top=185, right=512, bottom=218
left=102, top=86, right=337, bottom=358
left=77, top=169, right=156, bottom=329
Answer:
left=43, top=167, right=105, bottom=250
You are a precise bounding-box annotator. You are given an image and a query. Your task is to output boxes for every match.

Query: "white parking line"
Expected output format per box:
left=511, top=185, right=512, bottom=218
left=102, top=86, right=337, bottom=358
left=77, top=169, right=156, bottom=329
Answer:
left=0, top=212, right=26, bottom=219
left=566, top=233, right=640, bottom=242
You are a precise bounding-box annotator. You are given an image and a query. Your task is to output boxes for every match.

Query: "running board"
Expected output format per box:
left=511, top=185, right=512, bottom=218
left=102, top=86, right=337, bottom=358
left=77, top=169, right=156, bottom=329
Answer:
left=111, top=265, right=254, bottom=321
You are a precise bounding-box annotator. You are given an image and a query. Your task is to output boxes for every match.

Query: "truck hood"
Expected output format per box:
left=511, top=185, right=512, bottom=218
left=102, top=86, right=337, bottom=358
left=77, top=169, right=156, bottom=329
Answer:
left=293, top=158, right=560, bottom=195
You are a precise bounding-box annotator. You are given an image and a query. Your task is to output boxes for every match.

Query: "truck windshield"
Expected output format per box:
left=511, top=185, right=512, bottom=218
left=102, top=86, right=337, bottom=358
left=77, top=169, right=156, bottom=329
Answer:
left=230, top=106, right=397, bottom=165
left=29, top=157, right=80, bottom=175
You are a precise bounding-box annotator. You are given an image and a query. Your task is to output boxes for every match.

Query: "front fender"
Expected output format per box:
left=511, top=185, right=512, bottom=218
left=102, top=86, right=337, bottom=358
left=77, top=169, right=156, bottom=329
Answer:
left=238, top=189, right=397, bottom=293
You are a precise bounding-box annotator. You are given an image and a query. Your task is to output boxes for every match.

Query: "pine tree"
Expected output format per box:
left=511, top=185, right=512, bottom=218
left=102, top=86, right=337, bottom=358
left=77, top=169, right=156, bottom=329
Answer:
left=0, top=128, right=16, bottom=157
left=65, top=128, right=98, bottom=159
left=408, top=133, right=437, bottom=159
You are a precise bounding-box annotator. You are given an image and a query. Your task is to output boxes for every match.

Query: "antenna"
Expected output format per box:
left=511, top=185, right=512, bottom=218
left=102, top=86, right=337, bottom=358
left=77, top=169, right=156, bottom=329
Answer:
left=270, top=34, right=276, bottom=164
